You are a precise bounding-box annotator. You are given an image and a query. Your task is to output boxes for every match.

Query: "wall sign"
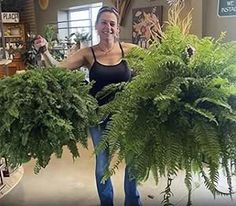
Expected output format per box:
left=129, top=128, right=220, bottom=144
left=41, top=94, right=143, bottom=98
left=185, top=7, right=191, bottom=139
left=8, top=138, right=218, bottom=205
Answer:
left=218, top=0, right=236, bottom=17
left=1, top=12, right=20, bottom=23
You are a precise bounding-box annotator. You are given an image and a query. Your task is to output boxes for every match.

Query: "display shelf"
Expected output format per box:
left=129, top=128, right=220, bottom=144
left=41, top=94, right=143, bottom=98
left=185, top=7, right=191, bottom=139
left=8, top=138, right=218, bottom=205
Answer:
left=3, top=23, right=26, bottom=45
left=4, top=35, right=23, bottom=38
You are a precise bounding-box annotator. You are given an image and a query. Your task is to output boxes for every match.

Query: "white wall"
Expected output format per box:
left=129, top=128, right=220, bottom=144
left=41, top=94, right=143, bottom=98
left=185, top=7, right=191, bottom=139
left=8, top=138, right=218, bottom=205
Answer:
left=203, top=0, right=236, bottom=42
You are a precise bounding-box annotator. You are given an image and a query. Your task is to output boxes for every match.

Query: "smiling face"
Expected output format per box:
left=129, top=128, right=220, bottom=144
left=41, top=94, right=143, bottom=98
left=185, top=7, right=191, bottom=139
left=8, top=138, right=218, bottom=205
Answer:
left=95, top=12, right=119, bottom=41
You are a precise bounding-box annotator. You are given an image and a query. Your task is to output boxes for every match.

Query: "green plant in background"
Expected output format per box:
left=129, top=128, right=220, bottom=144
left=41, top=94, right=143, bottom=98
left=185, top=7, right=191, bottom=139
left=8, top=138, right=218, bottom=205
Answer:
left=0, top=68, right=98, bottom=173
left=96, top=1, right=236, bottom=205
left=73, top=32, right=92, bottom=44
left=43, top=24, right=66, bottom=61
left=64, top=32, right=76, bottom=48
left=43, top=24, right=58, bottom=49
left=71, top=31, right=92, bottom=48
left=22, top=33, right=42, bottom=67
left=64, top=31, right=92, bottom=57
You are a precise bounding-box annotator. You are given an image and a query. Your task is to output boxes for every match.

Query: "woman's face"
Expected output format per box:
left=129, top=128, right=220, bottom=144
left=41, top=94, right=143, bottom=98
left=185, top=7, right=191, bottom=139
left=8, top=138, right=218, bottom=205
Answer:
left=96, top=12, right=119, bottom=41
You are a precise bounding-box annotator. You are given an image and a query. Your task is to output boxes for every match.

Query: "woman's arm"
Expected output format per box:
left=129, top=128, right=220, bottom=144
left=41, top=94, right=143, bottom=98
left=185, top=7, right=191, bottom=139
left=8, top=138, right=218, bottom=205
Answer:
left=35, top=36, right=89, bottom=70
left=41, top=50, right=60, bottom=67
left=42, top=48, right=89, bottom=70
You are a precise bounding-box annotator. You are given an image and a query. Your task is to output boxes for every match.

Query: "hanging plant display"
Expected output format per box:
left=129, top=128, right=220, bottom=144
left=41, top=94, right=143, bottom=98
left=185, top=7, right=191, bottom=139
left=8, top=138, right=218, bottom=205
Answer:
left=96, top=1, right=236, bottom=205
left=0, top=68, right=98, bottom=173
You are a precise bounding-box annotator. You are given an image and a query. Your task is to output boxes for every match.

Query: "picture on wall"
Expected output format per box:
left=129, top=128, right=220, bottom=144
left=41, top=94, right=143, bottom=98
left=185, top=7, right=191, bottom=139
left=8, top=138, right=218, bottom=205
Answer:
left=132, top=6, right=163, bottom=48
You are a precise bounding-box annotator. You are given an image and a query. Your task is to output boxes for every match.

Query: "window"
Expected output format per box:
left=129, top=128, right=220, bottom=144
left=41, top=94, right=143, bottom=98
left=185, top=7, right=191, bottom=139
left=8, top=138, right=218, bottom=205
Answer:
left=57, top=2, right=102, bottom=46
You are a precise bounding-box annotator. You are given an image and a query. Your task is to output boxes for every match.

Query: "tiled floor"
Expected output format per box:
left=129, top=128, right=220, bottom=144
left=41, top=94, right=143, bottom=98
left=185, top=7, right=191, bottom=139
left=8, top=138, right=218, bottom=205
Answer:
left=0, top=138, right=236, bottom=206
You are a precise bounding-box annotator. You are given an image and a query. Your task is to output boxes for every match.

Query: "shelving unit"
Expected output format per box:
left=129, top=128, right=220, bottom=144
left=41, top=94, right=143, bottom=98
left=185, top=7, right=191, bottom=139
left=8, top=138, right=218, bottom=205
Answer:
left=3, top=23, right=25, bottom=37
left=3, top=23, right=26, bottom=44
left=0, top=23, right=27, bottom=74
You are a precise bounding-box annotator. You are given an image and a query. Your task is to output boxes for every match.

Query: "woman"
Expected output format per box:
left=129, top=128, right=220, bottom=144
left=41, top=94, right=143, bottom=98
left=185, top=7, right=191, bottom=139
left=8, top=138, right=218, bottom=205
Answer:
left=35, top=6, right=142, bottom=206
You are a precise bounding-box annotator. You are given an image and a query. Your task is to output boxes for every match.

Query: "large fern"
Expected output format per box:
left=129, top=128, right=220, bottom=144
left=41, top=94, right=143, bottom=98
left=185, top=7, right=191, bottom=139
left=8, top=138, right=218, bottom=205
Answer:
left=0, top=68, right=98, bottom=172
left=96, top=2, right=236, bottom=205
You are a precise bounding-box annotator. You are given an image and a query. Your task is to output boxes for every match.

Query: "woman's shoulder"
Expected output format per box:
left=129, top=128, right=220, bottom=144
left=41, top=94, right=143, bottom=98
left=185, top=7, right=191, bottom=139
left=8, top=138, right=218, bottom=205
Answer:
left=120, top=42, right=138, bottom=55
left=63, top=45, right=93, bottom=69
left=120, top=42, right=138, bottom=49
left=71, top=46, right=94, bottom=61
left=79, top=46, right=92, bottom=54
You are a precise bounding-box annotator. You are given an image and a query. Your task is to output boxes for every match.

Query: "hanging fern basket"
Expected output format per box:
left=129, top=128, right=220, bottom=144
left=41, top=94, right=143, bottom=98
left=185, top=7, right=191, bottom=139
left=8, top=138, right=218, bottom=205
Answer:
left=0, top=68, right=98, bottom=173
left=96, top=3, right=236, bottom=205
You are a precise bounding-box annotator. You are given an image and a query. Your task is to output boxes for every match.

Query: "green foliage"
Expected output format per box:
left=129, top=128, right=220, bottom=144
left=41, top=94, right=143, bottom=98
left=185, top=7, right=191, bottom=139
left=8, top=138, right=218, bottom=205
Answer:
left=0, top=68, right=98, bottom=172
left=96, top=25, right=236, bottom=203
left=43, top=24, right=57, bottom=43
left=43, top=24, right=58, bottom=50
left=73, top=32, right=92, bottom=43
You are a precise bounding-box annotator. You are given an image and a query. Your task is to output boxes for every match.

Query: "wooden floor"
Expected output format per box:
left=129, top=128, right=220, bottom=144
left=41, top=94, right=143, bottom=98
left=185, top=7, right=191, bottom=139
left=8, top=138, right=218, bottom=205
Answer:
left=0, top=138, right=236, bottom=206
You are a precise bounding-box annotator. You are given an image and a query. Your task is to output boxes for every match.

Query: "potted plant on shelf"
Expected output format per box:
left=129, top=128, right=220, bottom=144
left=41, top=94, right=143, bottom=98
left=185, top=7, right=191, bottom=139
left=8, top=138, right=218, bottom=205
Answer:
left=6, top=40, right=25, bottom=60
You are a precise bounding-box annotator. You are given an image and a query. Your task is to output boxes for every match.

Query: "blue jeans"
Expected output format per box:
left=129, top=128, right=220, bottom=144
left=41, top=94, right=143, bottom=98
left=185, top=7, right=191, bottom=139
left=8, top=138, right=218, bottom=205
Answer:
left=89, top=120, right=142, bottom=206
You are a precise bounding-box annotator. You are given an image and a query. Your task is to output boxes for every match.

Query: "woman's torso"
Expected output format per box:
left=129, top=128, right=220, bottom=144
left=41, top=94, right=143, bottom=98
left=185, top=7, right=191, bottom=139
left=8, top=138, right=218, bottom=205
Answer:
left=89, top=42, right=131, bottom=105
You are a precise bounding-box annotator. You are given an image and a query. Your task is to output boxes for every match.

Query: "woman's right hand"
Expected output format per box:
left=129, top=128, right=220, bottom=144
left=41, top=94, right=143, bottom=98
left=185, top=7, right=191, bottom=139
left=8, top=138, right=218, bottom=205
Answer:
left=34, top=35, right=48, bottom=54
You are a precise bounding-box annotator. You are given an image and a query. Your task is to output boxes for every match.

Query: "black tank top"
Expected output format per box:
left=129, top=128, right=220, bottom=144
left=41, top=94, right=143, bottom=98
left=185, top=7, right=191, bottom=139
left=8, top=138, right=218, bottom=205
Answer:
left=89, top=42, right=131, bottom=105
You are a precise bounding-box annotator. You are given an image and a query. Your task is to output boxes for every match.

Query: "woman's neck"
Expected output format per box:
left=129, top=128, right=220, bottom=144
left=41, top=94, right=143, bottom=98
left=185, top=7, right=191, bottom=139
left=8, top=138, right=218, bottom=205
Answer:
left=99, top=39, right=116, bottom=47
left=98, top=40, right=117, bottom=54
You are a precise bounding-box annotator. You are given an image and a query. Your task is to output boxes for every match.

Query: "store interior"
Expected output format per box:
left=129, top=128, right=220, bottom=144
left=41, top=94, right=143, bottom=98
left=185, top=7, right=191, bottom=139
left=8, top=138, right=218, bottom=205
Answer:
left=1, top=0, right=236, bottom=206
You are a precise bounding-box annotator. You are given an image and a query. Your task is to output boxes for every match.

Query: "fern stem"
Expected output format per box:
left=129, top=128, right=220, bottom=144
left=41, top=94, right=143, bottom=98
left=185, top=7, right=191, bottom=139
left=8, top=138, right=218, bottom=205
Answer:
left=186, top=189, right=192, bottom=206
left=161, top=173, right=174, bottom=206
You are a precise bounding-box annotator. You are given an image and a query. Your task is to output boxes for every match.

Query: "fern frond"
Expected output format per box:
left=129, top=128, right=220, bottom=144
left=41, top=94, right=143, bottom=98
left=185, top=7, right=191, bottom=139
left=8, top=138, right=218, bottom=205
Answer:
left=200, top=163, right=232, bottom=197
left=185, top=104, right=218, bottom=125
left=195, top=97, right=232, bottom=112
left=193, top=121, right=220, bottom=164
